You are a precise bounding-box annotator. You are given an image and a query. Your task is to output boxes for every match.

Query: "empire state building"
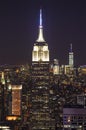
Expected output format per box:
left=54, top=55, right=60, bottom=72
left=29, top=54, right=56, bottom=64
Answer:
left=30, top=9, right=55, bottom=130
left=32, top=9, right=49, bottom=62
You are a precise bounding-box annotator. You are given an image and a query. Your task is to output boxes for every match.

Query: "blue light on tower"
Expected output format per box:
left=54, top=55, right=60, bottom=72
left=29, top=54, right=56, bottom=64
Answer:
left=40, top=9, right=42, bottom=27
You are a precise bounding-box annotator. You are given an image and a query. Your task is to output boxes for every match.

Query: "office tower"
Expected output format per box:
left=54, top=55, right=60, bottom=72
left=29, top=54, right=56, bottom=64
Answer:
left=30, top=9, right=55, bottom=130
left=78, top=65, right=86, bottom=75
left=12, top=85, right=22, bottom=116
left=53, top=59, right=59, bottom=75
left=77, top=93, right=86, bottom=108
left=0, top=72, right=7, bottom=121
left=69, top=44, right=74, bottom=67
left=7, top=85, right=22, bottom=117
left=0, top=83, right=5, bottom=121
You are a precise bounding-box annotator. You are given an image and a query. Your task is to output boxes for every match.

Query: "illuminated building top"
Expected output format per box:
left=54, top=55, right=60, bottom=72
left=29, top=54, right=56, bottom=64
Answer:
left=32, top=9, right=49, bottom=62
left=36, top=9, right=45, bottom=42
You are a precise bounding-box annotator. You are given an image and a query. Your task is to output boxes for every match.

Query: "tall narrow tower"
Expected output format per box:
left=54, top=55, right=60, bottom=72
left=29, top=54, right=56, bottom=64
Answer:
left=30, top=9, right=55, bottom=130
left=69, top=43, right=74, bottom=67
left=32, top=9, right=49, bottom=62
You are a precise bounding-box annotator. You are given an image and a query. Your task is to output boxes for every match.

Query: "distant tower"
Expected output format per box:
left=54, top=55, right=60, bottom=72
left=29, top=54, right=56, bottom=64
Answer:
left=1, top=72, right=5, bottom=85
left=30, top=9, right=55, bottom=130
left=69, top=43, right=74, bottom=67
left=53, top=59, right=59, bottom=75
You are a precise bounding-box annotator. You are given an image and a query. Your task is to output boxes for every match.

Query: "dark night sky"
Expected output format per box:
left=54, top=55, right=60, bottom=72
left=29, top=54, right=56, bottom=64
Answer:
left=0, top=0, right=86, bottom=66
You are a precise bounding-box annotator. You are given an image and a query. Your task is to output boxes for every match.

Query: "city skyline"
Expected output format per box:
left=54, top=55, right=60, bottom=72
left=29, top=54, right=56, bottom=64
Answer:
left=0, top=0, right=86, bottom=65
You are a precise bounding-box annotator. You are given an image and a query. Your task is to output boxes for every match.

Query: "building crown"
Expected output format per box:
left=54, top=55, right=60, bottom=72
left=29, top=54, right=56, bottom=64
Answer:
left=36, top=9, right=45, bottom=42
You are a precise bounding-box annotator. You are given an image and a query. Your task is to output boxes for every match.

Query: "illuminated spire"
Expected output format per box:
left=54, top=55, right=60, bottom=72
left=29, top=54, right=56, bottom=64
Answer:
left=70, top=43, right=73, bottom=52
left=40, top=9, right=42, bottom=27
left=36, top=9, right=45, bottom=42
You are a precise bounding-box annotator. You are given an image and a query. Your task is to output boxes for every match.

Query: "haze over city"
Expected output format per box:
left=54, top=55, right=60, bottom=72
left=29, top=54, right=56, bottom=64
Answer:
left=0, top=0, right=86, bottom=65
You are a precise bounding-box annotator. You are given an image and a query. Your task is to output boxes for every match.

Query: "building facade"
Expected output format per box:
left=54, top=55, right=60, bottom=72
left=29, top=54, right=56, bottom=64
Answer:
left=30, top=9, right=55, bottom=130
left=69, top=44, right=74, bottom=67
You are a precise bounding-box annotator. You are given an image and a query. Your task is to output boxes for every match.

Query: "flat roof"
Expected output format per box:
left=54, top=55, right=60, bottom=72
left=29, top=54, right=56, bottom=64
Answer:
left=63, top=108, right=86, bottom=115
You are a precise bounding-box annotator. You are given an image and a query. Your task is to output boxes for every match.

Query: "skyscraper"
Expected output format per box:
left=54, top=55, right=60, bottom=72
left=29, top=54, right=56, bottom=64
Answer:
left=7, top=85, right=22, bottom=116
left=69, top=44, right=74, bottom=67
left=30, top=9, right=55, bottom=130
left=12, top=85, right=22, bottom=116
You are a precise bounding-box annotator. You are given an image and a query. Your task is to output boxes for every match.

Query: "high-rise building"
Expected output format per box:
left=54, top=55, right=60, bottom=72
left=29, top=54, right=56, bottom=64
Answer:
left=53, top=59, right=59, bottom=75
left=0, top=84, right=5, bottom=121
left=7, top=85, right=22, bottom=117
left=0, top=72, right=7, bottom=121
left=30, top=9, right=55, bottom=130
left=77, top=93, right=86, bottom=108
left=12, top=85, right=22, bottom=116
left=69, top=44, right=74, bottom=67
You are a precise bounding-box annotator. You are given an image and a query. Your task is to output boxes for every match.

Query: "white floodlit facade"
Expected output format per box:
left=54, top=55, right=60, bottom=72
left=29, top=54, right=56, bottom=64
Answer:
left=32, top=44, right=49, bottom=62
left=69, top=44, right=74, bottom=67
